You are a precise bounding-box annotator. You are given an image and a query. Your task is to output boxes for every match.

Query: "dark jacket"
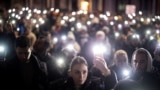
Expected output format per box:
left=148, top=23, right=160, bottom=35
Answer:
left=6, top=54, right=48, bottom=90
left=50, top=76, right=105, bottom=90
left=130, top=72, right=160, bottom=90
left=90, top=67, right=118, bottom=90
left=109, top=65, right=132, bottom=81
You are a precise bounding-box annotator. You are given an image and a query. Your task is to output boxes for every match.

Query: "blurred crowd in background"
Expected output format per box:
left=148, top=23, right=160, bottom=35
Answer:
left=0, top=7, right=160, bottom=90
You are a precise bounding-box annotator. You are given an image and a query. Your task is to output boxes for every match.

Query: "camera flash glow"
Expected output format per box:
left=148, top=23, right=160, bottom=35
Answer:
left=56, top=58, right=64, bottom=67
left=0, top=46, right=5, bottom=52
left=123, top=69, right=130, bottom=76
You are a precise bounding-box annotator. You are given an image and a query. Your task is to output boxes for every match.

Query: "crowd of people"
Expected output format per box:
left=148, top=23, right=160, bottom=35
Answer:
left=0, top=7, right=160, bottom=90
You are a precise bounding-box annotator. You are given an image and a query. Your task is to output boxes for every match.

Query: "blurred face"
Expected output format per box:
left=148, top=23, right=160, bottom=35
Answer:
left=70, top=64, right=88, bottom=86
left=133, top=53, right=147, bottom=73
left=16, top=47, right=31, bottom=63
left=115, top=55, right=128, bottom=68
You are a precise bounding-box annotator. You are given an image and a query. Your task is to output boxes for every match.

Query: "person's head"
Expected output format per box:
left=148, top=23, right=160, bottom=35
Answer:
left=95, top=30, right=106, bottom=41
left=16, top=36, right=32, bottom=63
left=69, top=56, right=88, bottom=86
left=33, top=36, right=50, bottom=53
left=131, top=48, right=153, bottom=73
left=113, top=50, right=129, bottom=68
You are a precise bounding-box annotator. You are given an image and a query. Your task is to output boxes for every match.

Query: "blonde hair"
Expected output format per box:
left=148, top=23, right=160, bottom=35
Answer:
left=113, top=49, right=129, bottom=65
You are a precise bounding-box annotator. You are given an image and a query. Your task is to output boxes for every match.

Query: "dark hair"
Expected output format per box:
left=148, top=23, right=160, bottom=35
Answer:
left=16, top=36, right=31, bottom=48
left=69, top=56, right=88, bottom=71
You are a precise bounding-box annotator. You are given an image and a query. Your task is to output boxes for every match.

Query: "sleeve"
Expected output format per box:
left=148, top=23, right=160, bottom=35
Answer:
left=103, top=70, right=118, bottom=90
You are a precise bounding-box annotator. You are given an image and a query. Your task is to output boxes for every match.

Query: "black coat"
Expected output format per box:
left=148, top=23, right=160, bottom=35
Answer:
left=130, top=72, right=160, bottom=90
left=50, top=77, right=105, bottom=90
left=6, top=54, right=48, bottom=90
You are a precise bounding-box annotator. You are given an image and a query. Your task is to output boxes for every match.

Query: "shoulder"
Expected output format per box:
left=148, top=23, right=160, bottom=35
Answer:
left=49, top=78, right=72, bottom=90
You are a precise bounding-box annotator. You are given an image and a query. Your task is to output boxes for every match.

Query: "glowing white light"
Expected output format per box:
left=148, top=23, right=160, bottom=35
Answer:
left=83, top=11, right=88, bottom=14
left=22, top=7, right=25, bottom=11
left=28, top=10, right=32, bottom=13
left=114, top=16, right=118, bottom=21
left=72, top=12, right=76, bottom=16
left=106, top=11, right=111, bottom=16
left=132, top=13, right=136, bottom=17
left=56, top=58, right=64, bottom=67
left=55, top=9, right=59, bottom=13
left=152, top=18, right=155, bottom=22
left=37, top=10, right=41, bottom=14
left=61, top=20, right=65, bottom=25
left=61, top=35, right=67, bottom=41
left=11, top=13, right=15, bottom=17
left=0, top=46, right=5, bottom=52
left=149, top=36, right=154, bottom=40
left=77, top=10, right=83, bottom=15
left=11, top=20, right=16, bottom=24
left=118, top=24, right=122, bottom=29
left=87, top=21, right=91, bottom=25
left=156, top=30, right=160, bottom=34
left=53, top=37, right=58, bottom=43
left=104, top=16, right=108, bottom=20
left=128, top=14, right=133, bottom=19
left=132, top=19, right=136, bottom=24
left=139, top=11, right=143, bottom=15
left=115, top=32, right=120, bottom=38
left=157, top=16, right=160, bottom=20
left=71, top=27, right=75, bottom=31
left=76, top=22, right=82, bottom=29
left=110, top=21, right=114, bottom=26
left=147, top=18, right=151, bottom=23
left=99, top=14, right=104, bottom=18
left=132, top=34, right=140, bottom=39
left=40, top=20, right=45, bottom=24
left=0, top=19, right=2, bottom=23
left=89, top=14, right=94, bottom=18
left=33, top=9, right=37, bottom=13
left=124, top=20, right=129, bottom=25
left=35, top=24, right=39, bottom=28
left=8, top=9, right=12, bottom=13
left=66, top=44, right=74, bottom=51
left=12, top=8, right=15, bottom=12
left=25, top=7, right=29, bottom=11
left=32, top=19, right=37, bottom=23
left=15, top=15, right=19, bottom=18
left=140, top=18, right=144, bottom=22
left=43, top=10, right=47, bottom=14
left=146, top=30, right=151, bottom=35
left=17, top=27, right=20, bottom=31
left=69, top=17, right=75, bottom=22
left=26, top=16, right=30, bottom=20
left=92, top=44, right=106, bottom=55
left=123, top=69, right=130, bottom=76
left=50, top=8, right=54, bottom=11
left=38, top=18, right=45, bottom=24
left=63, top=16, right=69, bottom=20
left=19, top=11, right=23, bottom=15
left=17, top=16, right=21, bottom=20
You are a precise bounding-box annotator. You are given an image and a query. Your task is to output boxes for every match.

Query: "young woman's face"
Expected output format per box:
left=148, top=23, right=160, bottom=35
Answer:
left=70, top=64, right=88, bottom=86
left=133, top=53, right=147, bottom=72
